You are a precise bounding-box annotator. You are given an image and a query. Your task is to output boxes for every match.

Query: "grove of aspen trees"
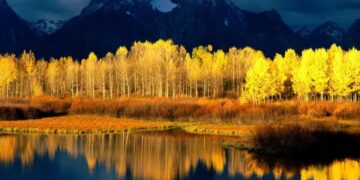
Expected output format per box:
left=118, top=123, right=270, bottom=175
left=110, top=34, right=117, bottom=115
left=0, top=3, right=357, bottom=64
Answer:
left=0, top=39, right=360, bottom=103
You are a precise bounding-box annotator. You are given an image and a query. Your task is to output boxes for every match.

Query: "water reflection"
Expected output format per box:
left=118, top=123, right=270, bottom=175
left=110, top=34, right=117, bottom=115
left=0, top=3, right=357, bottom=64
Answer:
left=0, top=131, right=359, bottom=180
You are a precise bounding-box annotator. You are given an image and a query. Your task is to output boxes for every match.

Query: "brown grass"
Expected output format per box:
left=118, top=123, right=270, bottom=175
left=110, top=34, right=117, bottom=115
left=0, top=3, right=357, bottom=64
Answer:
left=1, top=97, right=360, bottom=123
left=298, top=101, right=360, bottom=120
left=0, top=115, right=179, bottom=134
left=183, top=124, right=256, bottom=136
left=69, top=98, right=300, bottom=123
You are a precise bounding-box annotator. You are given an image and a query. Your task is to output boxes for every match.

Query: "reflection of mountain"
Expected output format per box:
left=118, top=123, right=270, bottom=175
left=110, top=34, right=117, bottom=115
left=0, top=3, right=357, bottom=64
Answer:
left=0, top=133, right=359, bottom=180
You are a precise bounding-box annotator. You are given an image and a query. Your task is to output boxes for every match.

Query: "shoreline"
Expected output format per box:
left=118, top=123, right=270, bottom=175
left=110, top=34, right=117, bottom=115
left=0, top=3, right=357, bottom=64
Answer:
left=1, top=114, right=360, bottom=158
left=0, top=115, right=254, bottom=136
left=0, top=114, right=359, bottom=136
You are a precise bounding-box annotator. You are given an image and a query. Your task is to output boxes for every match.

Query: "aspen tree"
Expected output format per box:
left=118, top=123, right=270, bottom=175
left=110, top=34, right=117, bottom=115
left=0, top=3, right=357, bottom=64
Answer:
left=312, top=48, right=330, bottom=101
left=292, top=49, right=313, bottom=101
left=86, top=52, right=98, bottom=98
left=243, top=57, right=272, bottom=103
left=21, top=51, right=42, bottom=96
left=46, top=60, right=60, bottom=96
left=0, top=55, right=17, bottom=98
left=346, top=48, right=360, bottom=101
left=328, top=44, right=350, bottom=100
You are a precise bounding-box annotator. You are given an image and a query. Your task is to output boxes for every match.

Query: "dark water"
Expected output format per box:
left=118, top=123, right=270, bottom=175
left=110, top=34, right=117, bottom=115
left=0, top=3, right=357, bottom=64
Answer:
left=0, top=131, right=359, bottom=180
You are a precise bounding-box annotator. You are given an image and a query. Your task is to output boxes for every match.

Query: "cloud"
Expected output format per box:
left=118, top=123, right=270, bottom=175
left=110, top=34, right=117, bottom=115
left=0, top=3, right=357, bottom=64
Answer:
left=8, top=0, right=91, bottom=21
left=231, top=0, right=360, bottom=28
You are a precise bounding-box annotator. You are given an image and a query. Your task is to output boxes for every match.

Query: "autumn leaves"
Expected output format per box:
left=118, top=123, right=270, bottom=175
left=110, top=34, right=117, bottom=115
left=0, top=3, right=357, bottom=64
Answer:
left=0, top=40, right=359, bottom=103
left=242, top=44, right=360, bottom=102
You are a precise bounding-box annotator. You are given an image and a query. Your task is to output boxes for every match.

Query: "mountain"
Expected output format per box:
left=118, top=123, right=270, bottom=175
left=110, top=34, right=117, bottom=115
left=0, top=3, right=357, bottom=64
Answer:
left=345, top=19, right=360, bottom=48
left=42, top=0, right=301, bottom=59
left=3, top=0, right=360, bottom=59
left=31, top=19, right=65, bottom=35
left=296, top=26, right=312, bottom=38
left=301, top=21, right=346, bottom=48
left=0, top=0, right=39, bottom=54
left=42, top=0, right=156, bottom=58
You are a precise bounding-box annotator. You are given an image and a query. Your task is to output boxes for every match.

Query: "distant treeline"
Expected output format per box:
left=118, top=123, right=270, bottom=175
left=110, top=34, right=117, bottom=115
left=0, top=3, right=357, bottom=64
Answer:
left=0, top=40, right=359, bottom=102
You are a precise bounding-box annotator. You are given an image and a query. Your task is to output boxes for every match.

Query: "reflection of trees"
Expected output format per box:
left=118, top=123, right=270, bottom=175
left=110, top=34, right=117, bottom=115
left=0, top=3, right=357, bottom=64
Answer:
left=301, top=159, right=360, bottom=180
left=0, top=134, right=359, bottom=180
left=0, top=136, right=16, bottom=164
left=227, top=149, right=360, bottom=180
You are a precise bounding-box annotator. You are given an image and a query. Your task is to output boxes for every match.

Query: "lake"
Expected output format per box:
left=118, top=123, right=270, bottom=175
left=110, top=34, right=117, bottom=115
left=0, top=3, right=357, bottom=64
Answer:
left=0, top=130, right=359, bottom=180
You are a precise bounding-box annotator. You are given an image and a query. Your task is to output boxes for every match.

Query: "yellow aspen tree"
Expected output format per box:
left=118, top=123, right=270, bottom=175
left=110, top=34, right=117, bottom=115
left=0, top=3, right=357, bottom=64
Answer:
left=273, top=54, right=287, bottom=99
left=292, top=49, right=313, bottom=101
left=192, top=46, right=213, bottom=98
left=20, top=51, right=42, bottom=96
left=160, top=40, right=178, bottom=98
left=115, top=47, right=129, bottom=97
left=311, top=48, right=330, bottom=101
left=283, top=49, right=299, bottom=76
left=130, top=42, right=145, bottom=95
left=226, top=47, right=239, bottom=92
left=345, top=48, right=360, bottom=101
left=104, top=52, right=115, bottom=98
left=184, top=53, right=201, bottom=98
left=282, top=49, right=299, bottom=98
left=243, top=57, right=272, bottom=103
left=75, top=61, right=81, bottom=96
left=237, top=47, right=262, bottom=95
left=175, top=46, right=187, bottom=98
left=212, top=50, right=227, bottom=98
left=58, top=57, right=68, bottom=97
left=80, top=59, right=87, bottom=97
left=328, top=44, right=351, bottom=100
left=0, top=55, right=17, bottom=98
left=86, top=52, right=98, bottom=98
left=267, top=60, right=279, bottom=100
left=97, top=59, right=108, bottom=99
left=35, top=60, right=48, bottom=96
left=46, top=60, right=60, bottom=96
left=64, top=57, right=76, bottom=97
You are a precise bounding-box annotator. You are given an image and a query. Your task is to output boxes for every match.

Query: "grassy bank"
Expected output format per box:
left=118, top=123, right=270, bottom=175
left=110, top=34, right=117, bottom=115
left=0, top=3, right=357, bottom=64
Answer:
left=3, top=97, right=360, bottom=122
left=0, top=115, right=257, bottom=136
left=1, top=97, right=360, bottom=137
left=0, top=115, right=187, bottom=134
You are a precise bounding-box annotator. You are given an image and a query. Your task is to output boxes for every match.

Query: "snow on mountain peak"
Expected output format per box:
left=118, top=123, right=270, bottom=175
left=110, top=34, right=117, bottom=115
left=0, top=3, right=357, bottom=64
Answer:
left=314, top=21, right=345, bottom=41
left=151, top=0, right=178, bottom=13
left=31, top=19, right=65, bottom=35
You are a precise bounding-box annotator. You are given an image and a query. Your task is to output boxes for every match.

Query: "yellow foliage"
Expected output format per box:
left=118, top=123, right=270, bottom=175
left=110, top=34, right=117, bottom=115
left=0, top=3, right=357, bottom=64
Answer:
left=1, top=41, right=360, bottom=102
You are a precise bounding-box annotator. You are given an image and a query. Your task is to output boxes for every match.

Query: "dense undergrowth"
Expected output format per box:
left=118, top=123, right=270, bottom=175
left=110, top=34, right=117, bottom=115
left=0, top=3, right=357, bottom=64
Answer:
left=1, top=97, right=360, bottom=122
left=0, top=97, right=70, bottom=120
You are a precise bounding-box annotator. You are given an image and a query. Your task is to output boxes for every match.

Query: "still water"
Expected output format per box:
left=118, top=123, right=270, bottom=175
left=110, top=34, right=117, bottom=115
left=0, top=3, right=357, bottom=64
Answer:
left=0, top=130, right=359, bottom=180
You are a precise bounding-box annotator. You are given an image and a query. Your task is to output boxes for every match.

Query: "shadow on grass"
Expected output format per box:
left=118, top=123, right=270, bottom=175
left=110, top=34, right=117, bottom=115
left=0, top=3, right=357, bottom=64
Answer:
left=250, top=124, right=360, bottom=168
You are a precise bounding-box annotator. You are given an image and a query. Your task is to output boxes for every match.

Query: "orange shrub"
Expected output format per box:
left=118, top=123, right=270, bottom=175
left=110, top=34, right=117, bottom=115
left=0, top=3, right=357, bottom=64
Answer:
left=2, top=97, right=360, bottom=122
left=69, top=98, right=300, bottom=122
left=298, top=102, right=336, bottom=118
left=333, top=103, right=360, bottom=120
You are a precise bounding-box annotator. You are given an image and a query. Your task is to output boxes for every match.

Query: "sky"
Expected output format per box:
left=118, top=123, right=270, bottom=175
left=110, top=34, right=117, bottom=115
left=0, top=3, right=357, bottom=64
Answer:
left=7, top=0, right=360, bottom=29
